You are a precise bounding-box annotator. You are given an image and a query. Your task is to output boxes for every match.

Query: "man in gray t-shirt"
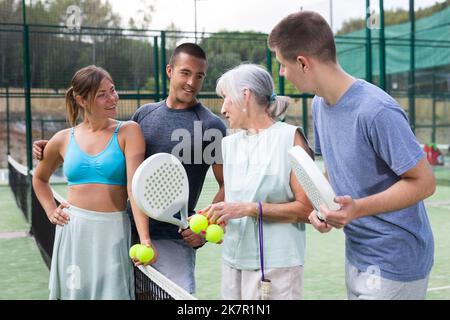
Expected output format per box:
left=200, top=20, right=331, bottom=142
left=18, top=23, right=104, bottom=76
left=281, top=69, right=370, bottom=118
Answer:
left=129, top=43, right=226, bottom=294
left=131, top=101, right=226, bottom=241
left=269, top=12, right=435, bottom=299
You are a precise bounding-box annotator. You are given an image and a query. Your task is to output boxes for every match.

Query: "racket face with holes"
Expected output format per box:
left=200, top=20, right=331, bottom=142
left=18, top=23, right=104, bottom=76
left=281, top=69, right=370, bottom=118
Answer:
left=288, top=146, right=340, bottom=217
left=132, top=153, right=189, bottom=229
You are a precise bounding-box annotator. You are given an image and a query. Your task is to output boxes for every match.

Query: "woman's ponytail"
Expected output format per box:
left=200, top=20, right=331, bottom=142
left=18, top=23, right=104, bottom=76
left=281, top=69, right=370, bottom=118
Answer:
left=65, top=87, right=79, bottom=126
left=267, top=95, right=290, bottom=121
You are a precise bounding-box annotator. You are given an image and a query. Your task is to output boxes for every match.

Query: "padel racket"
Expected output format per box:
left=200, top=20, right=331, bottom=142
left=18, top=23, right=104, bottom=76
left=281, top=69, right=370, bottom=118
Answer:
left=132, top=153, right=189, bottom=229
left=288, top=146, right=340, bottom=221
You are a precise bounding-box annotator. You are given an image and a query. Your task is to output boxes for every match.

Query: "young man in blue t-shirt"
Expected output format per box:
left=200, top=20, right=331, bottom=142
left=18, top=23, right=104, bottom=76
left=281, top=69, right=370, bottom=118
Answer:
left=269, top=11, right=435, bottom=299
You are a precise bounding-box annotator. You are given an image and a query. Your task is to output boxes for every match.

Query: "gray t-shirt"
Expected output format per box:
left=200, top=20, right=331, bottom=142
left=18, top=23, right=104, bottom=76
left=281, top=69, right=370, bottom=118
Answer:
left=129, top=101, right=227, bottom=240
left=313, top=79, right=434, bottom=281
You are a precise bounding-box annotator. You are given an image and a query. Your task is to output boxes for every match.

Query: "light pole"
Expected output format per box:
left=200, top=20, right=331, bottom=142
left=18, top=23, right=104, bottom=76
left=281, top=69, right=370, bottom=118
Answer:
left=194, top=0, right=197, bottom=42
left=194, top=0, right=207, bottom=43
left=329, top=0, right=333, bottom=32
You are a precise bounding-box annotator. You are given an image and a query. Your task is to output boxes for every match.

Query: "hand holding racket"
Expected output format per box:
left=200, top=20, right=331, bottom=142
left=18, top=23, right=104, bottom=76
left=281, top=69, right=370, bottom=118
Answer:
left=314, top=195, right=359, bottom=229
left=288, top=146, right=341, bottom=223
left=308, top=206, right=333, bottom=233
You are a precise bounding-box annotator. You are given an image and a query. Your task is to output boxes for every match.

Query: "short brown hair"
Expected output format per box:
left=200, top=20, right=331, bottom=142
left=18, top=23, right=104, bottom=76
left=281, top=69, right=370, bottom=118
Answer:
left=268, top=11, right=336, bottom=63
left=65, top=65, right=113, bottom=126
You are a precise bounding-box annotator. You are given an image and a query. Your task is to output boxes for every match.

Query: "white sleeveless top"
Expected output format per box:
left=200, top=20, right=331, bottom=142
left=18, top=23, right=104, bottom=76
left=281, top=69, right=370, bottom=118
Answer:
left=222, top=121, right=306, bottom=270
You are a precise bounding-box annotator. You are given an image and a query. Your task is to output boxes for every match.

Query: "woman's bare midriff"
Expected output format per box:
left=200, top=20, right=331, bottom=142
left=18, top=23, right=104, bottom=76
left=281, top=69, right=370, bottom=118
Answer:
left=67, top=184, right=128, bottom=212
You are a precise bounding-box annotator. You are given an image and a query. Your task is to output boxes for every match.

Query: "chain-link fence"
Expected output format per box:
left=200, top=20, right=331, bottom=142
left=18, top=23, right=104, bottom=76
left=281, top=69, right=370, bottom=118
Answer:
left=1, top=0, right=450, bottom=169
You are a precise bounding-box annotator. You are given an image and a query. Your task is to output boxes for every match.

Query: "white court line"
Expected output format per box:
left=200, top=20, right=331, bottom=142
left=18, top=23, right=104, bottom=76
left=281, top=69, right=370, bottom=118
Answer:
left=428, top=285, right=450, bottom=292
left=0, top=231, right=29, bottom=239
left=0, top=170, right=7, bottom=183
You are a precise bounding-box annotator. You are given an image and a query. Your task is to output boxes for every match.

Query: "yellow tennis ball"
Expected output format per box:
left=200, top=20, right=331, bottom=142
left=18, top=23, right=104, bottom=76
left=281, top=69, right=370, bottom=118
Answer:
left=129, top=244, right=141, bottom=259
left=136, top=245, right=154, bottom=264
left=205, top=224, right=224, bottom=243
left=189, top=213, right=209, bottom=234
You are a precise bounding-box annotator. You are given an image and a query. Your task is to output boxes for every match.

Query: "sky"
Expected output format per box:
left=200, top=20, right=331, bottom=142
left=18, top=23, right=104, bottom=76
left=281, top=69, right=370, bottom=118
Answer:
left=112, top=0, right=445, bottom=34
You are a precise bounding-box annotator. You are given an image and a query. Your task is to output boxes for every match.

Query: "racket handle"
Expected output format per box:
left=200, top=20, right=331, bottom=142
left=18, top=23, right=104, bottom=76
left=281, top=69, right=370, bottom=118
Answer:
left=260, top=279, right=271, bottom=300
left=316, top=211, right=325, bottom=222
left=180, top=206, right=189, bottom=229
left=163, top=216, right=187, bottom=229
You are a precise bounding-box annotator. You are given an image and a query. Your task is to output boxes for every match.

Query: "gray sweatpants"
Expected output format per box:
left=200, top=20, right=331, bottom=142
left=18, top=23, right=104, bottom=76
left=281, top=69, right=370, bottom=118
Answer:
left=151, top=239, right=196, bottom=294
left=345, top=259, right=429, bottom=300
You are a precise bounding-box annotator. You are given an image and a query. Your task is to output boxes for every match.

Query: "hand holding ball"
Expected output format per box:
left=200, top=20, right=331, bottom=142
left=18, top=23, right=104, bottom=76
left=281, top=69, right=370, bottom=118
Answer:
left=129, top=244, right=141, bottom=259
left=205, top=224, right=224, bottom=243
left=190, top=209, right=225, bottom=244
left=189, top=213, right=209, bottom=234
left=129, top=244, right=155, bottom=264
left=136, top=245, right=155, bottom=264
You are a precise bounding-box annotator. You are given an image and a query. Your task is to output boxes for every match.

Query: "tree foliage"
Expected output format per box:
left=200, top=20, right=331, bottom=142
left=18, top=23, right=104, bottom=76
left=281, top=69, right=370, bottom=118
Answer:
left=0, top=0, right=152, bottom=89
left=199, top=31, right=268, bottom=91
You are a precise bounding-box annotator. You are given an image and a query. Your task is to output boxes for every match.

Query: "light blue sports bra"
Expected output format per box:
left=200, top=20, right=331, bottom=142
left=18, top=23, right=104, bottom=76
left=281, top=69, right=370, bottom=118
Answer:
left=63, top=121, right=127, bottom=186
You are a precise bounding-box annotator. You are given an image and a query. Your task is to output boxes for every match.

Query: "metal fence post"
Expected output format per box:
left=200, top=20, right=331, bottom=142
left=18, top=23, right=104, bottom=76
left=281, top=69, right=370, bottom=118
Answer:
left=153, top=36, right=160, bottom=102
left=302, top=96, right=308, bottom=139
left=6, top=86, right=10, bottom=155
left=432, top=74, right=436, bottom=143
left=40, top=118, right=44, bottom=140
left=278, top=64, right=285, bottom=96
left=137, top=87, right=141, bottom=109
left=409, top=0, right=416, bottom=133
left=160, top=31, right=167, bottom=100
left=21, top=0, right=33, bottom=225
left=365, top=0, right=373, bottom=83
left=266, top=46, right=272, bottom=75
left=22, top=0, right=33, bottom=172
left=379, top=0, right=386, bottom=91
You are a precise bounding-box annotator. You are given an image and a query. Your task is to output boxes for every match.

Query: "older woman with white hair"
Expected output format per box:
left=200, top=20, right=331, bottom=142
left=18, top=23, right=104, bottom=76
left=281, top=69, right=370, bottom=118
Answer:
left=205, top=64, right=314, bottom=300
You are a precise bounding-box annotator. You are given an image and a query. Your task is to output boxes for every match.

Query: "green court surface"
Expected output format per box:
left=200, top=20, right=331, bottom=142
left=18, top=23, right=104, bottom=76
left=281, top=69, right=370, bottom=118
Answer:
left=0, top=186, right=49, bottom=299
left=1, top=179, right=450, bottom=300
left=433, top=165, right=450, bottom=187
left=0, top=186, right=29, bottom=233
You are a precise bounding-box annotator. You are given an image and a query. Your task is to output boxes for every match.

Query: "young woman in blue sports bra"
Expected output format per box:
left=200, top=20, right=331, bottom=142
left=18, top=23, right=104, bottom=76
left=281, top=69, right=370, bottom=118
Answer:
left=32, top=66, right=157, bottom=300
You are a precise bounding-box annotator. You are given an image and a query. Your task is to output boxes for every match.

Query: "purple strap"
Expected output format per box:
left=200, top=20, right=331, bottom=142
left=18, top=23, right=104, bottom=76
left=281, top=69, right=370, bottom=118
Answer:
left=258, top=201, right=265, bottom=281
